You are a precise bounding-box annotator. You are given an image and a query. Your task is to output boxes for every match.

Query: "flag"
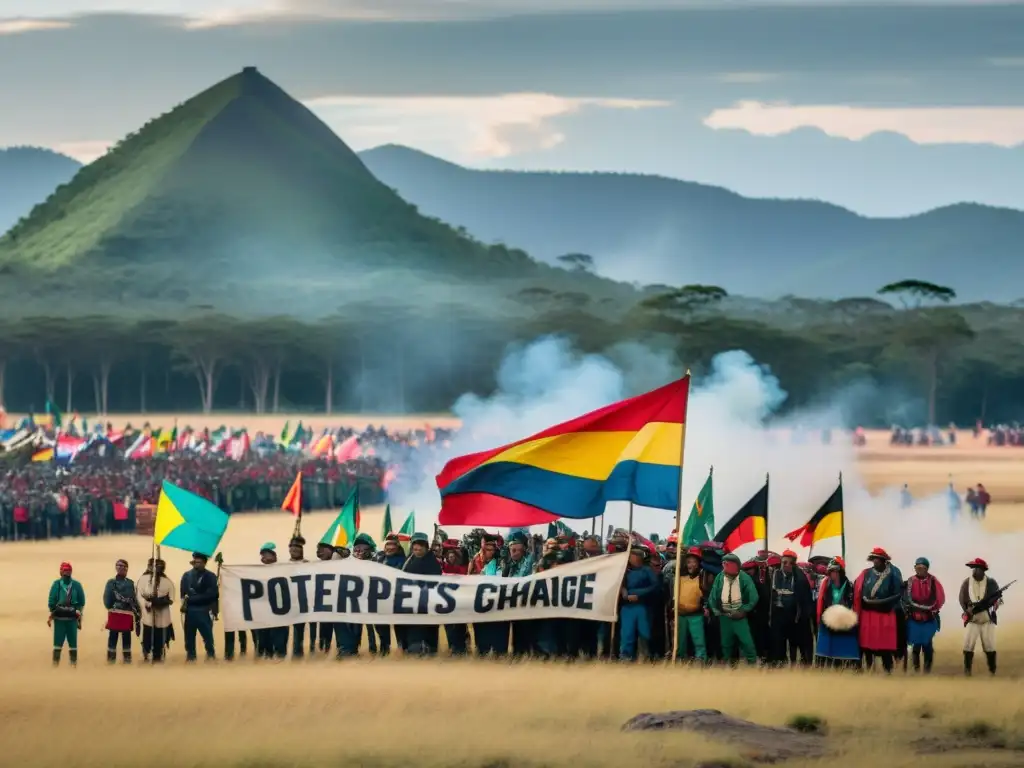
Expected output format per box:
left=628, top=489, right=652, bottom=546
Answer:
left=381, top=465, right=398, bottom=490
left=311, top=432, right=333, bottom=457
left=154, top=480, right=229, bottom=556
left=379, top=504, right=394, bottom=542
left=546, top=520, right=578, bottom=540
left=397, top=510, right=415, bottom=551
left=45, top=400, right=62, bottom=428
left=436, top=376, right=690, bottom=527
left=282, top=472, right=302, bottom=515
left=31, top=447, right=54, bottom=462
left=321, top=488, right=360, bottom=548
left=681, top=470, right=715, bottom=546
left=279, top=420, right=290, bottom=446
left=785, top=483, right=844, bottom=550
left=713, top=483, right=768, bottom=554
left=334, top=435, right=361, bottom=462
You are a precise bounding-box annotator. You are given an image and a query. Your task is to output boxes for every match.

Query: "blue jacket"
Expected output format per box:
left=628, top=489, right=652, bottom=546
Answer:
left=180, top=569, right=218, bottom=612
left=623, top=565, right=659, bottom=603
left=379, top=553, right=407, bottom=569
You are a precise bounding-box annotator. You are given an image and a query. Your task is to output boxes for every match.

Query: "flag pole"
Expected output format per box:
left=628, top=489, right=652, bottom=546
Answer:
left=671, top=371, right=693, bottom=663
left=764, top=471, right=770, bottom=553
left=839, top=472, right=846, bottom=561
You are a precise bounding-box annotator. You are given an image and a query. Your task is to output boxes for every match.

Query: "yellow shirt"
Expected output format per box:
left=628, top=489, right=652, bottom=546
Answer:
left=677, top=574, right=703, bottom=615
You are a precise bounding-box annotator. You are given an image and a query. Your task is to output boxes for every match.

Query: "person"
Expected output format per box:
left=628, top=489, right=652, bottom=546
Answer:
left=853, top=547, right=903, bottom=673
left=340, top=533, right=377, bottom=657
left=179, top=551, right=218, bottom=661
left=768, top=549, right=814, bottom=667
left=975, top=484, right=990, bottom=519
left=959, top=558, right=1001, bottom=675
left=900, top=485, right=912, bottom=509
left=315, top=541, right=337, bottom=654
left=814, top=557, right=859, bottom=669
left=401, top=532, right=443, bottom=655
left=617, top=546, right=658, bottom=661
left=373, top=534, right=408, bottom=656
left=673, top=546, right=711, bottom=663
left=946, top=484, right=961, bottom=524
left=504, top=531, right=536, bottom=656
left=102, top=558, right=139, bottom=664
left=137, top=558, right=174, bottom=662
left=473, top=534, right=510, bottom=657
left=440, top=539, right=469, bottom=655
left=709, top=553, right=759, bottom=665
left=902, top=556, right=945, bottom=673
left=287, top=535, right=314, bottom=658
left=47, top=561, right=85, bottom=666
left=257, top=543, right=288, bottom=659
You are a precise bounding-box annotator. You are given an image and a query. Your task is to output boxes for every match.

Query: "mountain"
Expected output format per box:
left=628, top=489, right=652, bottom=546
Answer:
left=359, top=144, right=1024, bottom=302
left=0, top=147, right=81, bottom=236
left=0, top=69, right=616, bottom=316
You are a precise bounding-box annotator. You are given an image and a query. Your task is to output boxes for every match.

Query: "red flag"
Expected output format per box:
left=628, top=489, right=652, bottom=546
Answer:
left=381, top=466, right=398, bottom=490
left=282, top=472, right=302, bottom=516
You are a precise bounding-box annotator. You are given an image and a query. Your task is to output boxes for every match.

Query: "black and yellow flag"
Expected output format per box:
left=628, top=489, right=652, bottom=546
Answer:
left=784, top=483, right=843, bottom=549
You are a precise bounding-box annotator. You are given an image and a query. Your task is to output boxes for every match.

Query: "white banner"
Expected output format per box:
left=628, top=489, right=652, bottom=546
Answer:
left=220, top=553, right=628, bottom=630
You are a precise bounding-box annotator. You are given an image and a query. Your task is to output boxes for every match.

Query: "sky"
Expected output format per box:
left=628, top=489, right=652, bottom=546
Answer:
left=1, top=0, right=1022, bottom=215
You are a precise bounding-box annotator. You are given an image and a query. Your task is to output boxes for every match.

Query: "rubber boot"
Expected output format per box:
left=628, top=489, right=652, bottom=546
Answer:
left=107, top=649, right=117, bottom=664
left=986, top=651, right=996, bottom=675
left=963, top=651, right=974, bottom=676
left=52, top=649, right=61, bottom=666
left=68, top=650, right=78, bottom=667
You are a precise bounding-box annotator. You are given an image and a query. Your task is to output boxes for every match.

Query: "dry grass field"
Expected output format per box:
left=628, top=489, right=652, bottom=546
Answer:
left=2, top=422, right=1023, bottom=768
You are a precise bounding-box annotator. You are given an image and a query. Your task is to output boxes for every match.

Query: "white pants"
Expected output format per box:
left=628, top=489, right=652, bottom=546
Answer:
left=963, top=621, right=996, bottom=652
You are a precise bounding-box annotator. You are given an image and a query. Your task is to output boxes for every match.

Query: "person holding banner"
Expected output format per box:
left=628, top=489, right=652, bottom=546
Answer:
left=400, top=532, right=443, bottom=655
left=287, top=536, right=315, bottom=658
left=315, top=541, right=338, bottom=654
left=257, top=543, right=288, bottom=659
left=440, top=539, right=470, bottom=655
left=619, top=546, right=659, bottom=661
left=373, top=534, right=408, bottom=656
left=473, top=534, right=510, bottom=657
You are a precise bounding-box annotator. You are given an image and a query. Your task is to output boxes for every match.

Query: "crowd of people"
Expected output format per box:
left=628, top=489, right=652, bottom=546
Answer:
left=0, top=423, right=455, bottom=542
left=46, top=528, right=1010, bottom=676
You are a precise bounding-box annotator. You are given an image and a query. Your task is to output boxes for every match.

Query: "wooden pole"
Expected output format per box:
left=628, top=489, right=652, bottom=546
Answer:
left=839, top=472, right=846, bottom=561
left=764, top=471, right=770, bottom=553
left=670, top=371, right=693, bottom=662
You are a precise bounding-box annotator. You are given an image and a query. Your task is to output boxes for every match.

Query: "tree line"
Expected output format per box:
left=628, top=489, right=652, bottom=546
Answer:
left=0, top=279, right=1021, bottom=425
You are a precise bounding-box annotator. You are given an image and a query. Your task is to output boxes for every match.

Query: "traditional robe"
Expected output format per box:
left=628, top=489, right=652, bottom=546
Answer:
left=853, top=564, right=903, bottom=651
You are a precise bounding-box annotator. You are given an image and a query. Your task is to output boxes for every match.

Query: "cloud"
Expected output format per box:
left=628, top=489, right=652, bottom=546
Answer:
left=0, top=18, right=72, bottom=34
left=53, top=140, right=111, bottom=162
left=704, top=100, right=1024, bottom=147
left=717, top=72, right=779, bottom=83
left=304, top=93, right=669, bottom=160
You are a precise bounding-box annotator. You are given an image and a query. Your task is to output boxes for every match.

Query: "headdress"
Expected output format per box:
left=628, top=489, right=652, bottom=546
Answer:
left=866, top=547, right=891, bottom=562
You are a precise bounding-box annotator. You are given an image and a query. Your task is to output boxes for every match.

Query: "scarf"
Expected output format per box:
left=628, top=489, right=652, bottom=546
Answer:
left=868, top=565, right=892, bottom=599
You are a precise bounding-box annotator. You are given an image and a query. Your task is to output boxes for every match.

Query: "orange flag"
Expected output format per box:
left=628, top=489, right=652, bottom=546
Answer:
left=282, top=472, right=302, bottom=516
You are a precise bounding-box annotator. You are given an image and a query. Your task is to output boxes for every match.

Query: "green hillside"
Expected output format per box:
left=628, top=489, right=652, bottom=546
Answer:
left=0, top=68, right=624, bottom=315
left=0, top=147, right=81, bottom=236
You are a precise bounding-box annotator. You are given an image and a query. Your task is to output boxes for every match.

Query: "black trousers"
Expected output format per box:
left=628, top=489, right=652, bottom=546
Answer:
left=183, top=611, right=216, bottom=660
left=259, top=627, right=288, bottom=658
left=474, top=622, right=510, bottom=656
left=863, top=650, right=894, bottom=672
left=107, top=629, right=131, bottom=660
left=141, top=625, right=169, bottom=662
left=444, top=624, right=469, bottom=655
left=224, top=630, right=251, bottom=659
left=770, top=610, right=813, bottom=666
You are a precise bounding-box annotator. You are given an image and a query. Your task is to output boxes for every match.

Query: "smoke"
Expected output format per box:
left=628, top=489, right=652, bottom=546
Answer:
left=394, top=335, right=1022, bottom=619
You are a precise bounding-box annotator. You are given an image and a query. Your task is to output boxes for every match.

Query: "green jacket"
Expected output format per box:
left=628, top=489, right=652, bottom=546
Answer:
left=709, top=571, right=758, bottom=617
left=48, top=577, right=86, bottom=618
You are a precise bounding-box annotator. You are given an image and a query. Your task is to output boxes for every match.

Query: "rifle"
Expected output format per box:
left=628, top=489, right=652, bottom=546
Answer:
left=963, top=579, right=1016, bottom=626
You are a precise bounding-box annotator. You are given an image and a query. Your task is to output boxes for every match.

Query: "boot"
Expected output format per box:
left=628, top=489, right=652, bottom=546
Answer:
left=52, top=649, right=61, bottom=666
left=123, top=651, right=132, bottom=664
left=923, top=646, right=934, bottom=674
left=911, top=647, right=921, bottom=672
left=986, top=651, right=996, bottom=675
left=68, top=650, right=78, bottom=667
left=107, top=649, right=117, bottom=664
left=963, top=650, right=974, bottom=676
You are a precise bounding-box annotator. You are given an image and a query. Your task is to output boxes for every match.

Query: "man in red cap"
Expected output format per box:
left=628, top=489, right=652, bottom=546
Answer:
left=47, top=562, right=86, bottom=666
left=853, top=547, right=904, bottom=673
left=769, top=549, right=814, bottom=667
left=958, top=558, right=1002, bottom=675
left=672, top=546, right=711, bottom=663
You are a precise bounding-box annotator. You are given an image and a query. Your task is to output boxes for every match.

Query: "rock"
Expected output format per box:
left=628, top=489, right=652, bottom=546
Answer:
left=622, top=709, right=826, bottom=763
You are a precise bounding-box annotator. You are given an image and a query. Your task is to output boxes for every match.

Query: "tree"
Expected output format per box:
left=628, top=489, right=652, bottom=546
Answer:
left=167, top=315, right=238, bottom=413
left=877, top=280, right=969, bottom=424
left=556, top=253, right=595, bottom=273
left=638, top=284, right=728, bottom=317
left=240, top=317, right=305, bottom=413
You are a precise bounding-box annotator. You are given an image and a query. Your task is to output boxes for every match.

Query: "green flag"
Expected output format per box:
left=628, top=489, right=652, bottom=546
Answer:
left=154, top=480, right=230, bottom=556
left=397, top=511, right=415, bottom=552
left=321, top=487, right=360, bottom=547
left=379, top=504, right=394, bottom=543
left=45, top=400, right=63, bottom=428
left=546, top=521, right=578, bottom=540
left=279, top=420, right=290, bottom=445
left=682, top=470, right=715, bottom=546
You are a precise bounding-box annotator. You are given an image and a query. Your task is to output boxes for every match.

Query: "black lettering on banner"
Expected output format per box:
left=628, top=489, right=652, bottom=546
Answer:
left=497, top=580, right=529, bottom=611
left=549, top=576, right=561, bottom=606
left=416, top=580, right=439, bottom=614
left=336, top=575, right=364, bottom=614
left=267, top=577, right=292, bottom=616
left=291, top=574, right=312, bottom=613
left=576, top=573, right=596, bottom=610
left=529, top=578, right=551, bottom=608
left=560, top=575, right=578, bottom=607
left=474, top=583, right=498, bottom=613
left=367, top=576, right=392, bottom=613
left=394, top=577, right=416, bottom=615
left=313, top=574, right=335, bottom=613
left=240, top=578, right=264, bottom=621
left=436, top=582, right=458, bottom=614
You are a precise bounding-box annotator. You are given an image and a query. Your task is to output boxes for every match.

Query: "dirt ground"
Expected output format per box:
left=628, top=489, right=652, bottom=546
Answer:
left=1, top=422, right=1022, bottom=767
